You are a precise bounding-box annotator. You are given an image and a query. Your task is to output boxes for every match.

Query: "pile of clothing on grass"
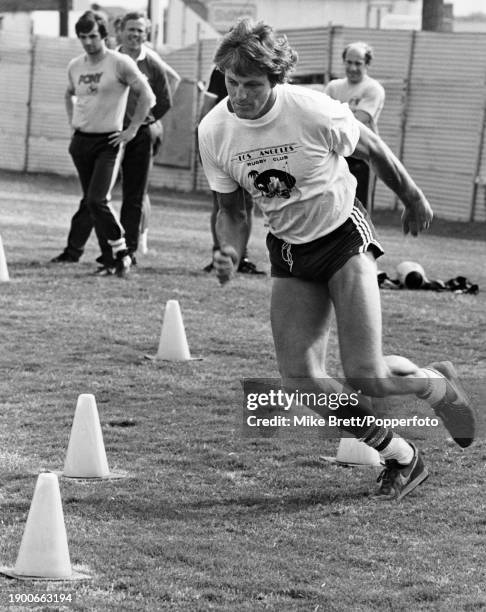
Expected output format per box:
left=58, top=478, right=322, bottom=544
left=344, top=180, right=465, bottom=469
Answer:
left=378, top=261, right=479, bottom=294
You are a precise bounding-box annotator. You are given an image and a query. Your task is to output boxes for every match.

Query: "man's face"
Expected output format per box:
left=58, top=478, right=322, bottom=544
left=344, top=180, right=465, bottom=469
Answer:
left=78, top=24, right=104, bottom=55
left=120, top=18, right=147, bottom=53
left=344, top=48, right=368, bottom=84
left=224, top=69, right=275, bottom=120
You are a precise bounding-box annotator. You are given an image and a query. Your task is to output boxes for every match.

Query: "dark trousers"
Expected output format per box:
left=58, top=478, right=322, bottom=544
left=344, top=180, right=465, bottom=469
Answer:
left=64, top=124, right=159, bottom=263
left=66, top=132, right=125, bottom=263
left=120, top=123, right=158, bottom=253
left=346, top=157, right=370, bottom=211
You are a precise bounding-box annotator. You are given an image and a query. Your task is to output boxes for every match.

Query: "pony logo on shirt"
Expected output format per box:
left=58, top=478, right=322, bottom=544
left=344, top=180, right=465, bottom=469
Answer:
left=248, top=169, right=296, bottom=199
left=78, top=72, right=103, bottom=95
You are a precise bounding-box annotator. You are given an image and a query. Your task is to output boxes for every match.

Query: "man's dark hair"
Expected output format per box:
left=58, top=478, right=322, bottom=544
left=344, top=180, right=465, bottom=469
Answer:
left=121, top=11, right=150, bottom=30
left=75, top=10, right=108, bottom=39
left=214, top=19, right=298, bottom=86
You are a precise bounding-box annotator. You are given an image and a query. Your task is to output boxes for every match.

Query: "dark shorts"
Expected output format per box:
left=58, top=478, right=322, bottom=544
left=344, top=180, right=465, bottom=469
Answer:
left=266, top=200, right=384, bottom=282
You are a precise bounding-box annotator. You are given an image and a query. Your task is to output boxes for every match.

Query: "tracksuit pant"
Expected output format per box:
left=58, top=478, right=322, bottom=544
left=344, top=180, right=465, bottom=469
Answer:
left=63, top=124, right=160, bottom=264
left=66, top=131, right=126, bottom=263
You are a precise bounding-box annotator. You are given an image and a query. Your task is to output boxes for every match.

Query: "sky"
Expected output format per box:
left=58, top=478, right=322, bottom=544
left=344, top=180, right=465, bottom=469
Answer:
left=449, top=0, right=485, bottom=16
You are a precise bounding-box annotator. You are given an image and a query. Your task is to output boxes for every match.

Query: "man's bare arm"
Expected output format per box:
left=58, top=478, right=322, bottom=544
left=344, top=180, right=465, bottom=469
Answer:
left=109, top=77, right=155, bottom=146
left=213, top=188, right=249, bottom=284
left=64, top=87, right=74, bottom=126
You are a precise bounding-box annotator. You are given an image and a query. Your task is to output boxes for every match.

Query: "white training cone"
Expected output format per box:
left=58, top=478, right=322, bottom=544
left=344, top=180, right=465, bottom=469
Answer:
left=156, top=299, right=192, bottom=361
left=335, top=437, right=382, bottom=466
left=0, top=473, right=90, bottom=580
left=62, top=394, right=123, bottom=479
left=0, top=234, right=10, bottom=282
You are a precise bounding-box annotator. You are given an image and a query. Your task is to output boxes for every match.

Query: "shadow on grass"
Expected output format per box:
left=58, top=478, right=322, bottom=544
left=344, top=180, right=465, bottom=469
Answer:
left=62, top=486, right=369, bottom=522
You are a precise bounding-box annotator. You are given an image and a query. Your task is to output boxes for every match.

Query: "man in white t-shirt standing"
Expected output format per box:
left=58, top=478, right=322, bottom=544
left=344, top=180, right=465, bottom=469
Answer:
left=51, top=10, right=155, bottom=277
left=325, top=42, right=385, bottom=210
left=198, top=19, right=476, bottom=501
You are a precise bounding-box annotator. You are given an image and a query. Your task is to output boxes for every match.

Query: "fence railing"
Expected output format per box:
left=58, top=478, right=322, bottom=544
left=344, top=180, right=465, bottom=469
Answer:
left=1, top=26, right=486, bottom=221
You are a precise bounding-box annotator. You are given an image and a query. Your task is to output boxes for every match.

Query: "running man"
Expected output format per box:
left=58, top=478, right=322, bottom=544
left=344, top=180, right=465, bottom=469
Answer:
left=198, top=19, right=476, bottom=501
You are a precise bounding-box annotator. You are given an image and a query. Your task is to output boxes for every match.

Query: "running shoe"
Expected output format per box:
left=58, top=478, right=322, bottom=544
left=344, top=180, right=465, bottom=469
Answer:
left=115, top=253, right=131, bottom=278
left=51, top=251, right=79, bottom=263
left=94, top=265, right=115, bottom=276
left=427, top=361, right=476, bottom=448
left=237, top=258, right=265, bottom=275
left=375, top=442, right=429, bottom=501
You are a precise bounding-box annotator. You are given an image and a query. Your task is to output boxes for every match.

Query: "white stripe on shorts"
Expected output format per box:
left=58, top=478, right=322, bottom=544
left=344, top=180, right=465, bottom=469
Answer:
left=350, top=206, right=380, bottom=253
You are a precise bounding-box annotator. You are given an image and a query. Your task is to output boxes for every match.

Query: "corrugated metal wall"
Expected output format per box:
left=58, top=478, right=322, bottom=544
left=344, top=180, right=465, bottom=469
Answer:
left=403, top=32, right=486, bottom=221
left=283, top=27, right=330, bottom=77
left=27, top=36, right=79, bottom=175
left=3, top=27, right=486, bottom=222
left=0, top=31, right=31, bottom=171
left=474, top=114, right=486, bottom=222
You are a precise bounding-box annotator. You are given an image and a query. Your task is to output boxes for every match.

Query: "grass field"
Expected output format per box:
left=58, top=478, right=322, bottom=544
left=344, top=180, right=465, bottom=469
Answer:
left=0, top=170, right=485, bottom=611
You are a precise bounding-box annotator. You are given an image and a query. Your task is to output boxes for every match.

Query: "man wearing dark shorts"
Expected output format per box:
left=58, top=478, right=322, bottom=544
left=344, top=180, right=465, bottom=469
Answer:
left=198, top=19, right=476, bottom=501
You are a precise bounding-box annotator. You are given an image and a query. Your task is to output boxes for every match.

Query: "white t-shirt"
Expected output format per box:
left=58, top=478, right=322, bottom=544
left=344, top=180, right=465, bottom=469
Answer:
left=68, top=49, right=147, bottom=133
left=198, top=83, right=360, bottom=244
left=324, top=75, right=385, bottom=127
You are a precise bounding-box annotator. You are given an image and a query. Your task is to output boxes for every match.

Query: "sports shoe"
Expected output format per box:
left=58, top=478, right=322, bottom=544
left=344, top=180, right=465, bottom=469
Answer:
left=51, top=251, right=79, bottom=263
left=96, top=254, right=116, bottom=267
left=115, top=253, right=131, bottom=278
left=94, top=264, right=115, bottom=276
left=374, top=442, right=429, bottom=501
left=237, top=258, right=265, bottom=275
left=426, top=361, right=476, bottom=448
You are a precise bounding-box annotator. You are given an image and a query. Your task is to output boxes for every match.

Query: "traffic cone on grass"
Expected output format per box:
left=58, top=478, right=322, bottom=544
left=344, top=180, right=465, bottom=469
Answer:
left=321, top=437, right=382, bottom=466
left=335, top=437, right=382, bottom=466
left=0, top=235, right=9, bottom=282
left=156, top=299, right=191, bottom=361
left=61, top=394, right=125, bottom=479
left=0, top=472, right=90, bottom=580
left=145, top=299, right=202, bottom=362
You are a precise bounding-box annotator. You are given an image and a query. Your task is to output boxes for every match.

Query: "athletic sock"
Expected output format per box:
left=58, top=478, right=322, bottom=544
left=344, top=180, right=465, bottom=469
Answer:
left=378, top=436, right=414, bottom=466
left=109, top=238, right=127, bottom=258
left=358, top=424, right=412, bottom=466
left=359, top=423, right=392, bottom=450
left=416, top=368, right=447, bottom=404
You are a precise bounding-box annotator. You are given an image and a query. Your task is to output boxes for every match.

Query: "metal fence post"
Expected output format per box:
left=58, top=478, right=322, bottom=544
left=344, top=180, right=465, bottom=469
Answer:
left=192, top=25, right=203, bottom=192
left=23, top=34, right=36, bottom=173
left=470, top=78, right=486, bottom=222
left=394, top=29, right=417, bottom=210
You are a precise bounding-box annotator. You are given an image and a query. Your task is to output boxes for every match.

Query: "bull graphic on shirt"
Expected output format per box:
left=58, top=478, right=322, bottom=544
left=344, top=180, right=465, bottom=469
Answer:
left=248, top=169, right=296, bottom=199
